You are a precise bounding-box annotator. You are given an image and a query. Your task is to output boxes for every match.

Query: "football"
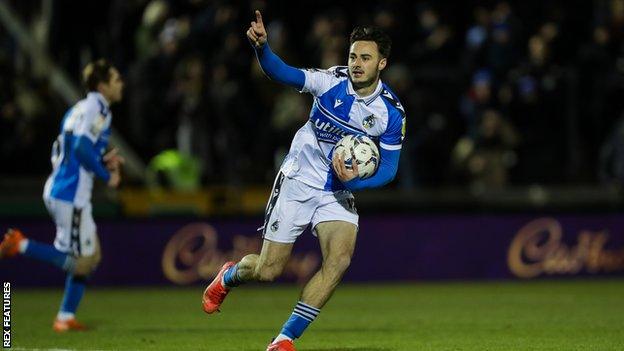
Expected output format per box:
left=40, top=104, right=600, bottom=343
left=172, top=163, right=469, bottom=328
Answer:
left=334, top=135, right=380, bottom=179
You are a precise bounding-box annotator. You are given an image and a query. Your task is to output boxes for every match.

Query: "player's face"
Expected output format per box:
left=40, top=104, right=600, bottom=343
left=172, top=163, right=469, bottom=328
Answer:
left=100, top=68, right=124, bottom=103
left=348, top=41, right=387, bottom=89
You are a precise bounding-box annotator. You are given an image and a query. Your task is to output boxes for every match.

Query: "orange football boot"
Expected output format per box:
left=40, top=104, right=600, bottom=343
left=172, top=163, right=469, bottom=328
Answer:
left=0, top=228, right=25, bottom=258
left=266, top=339, right=296, bottom=351
left=202, top=261, right=235, bottom=314
left=53, top=318, right=87, bottom=332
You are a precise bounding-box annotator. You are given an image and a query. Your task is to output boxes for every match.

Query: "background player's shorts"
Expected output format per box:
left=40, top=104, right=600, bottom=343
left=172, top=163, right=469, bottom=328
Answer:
left=261, top=172, right=359, bottom=243
left=43, top=197, right=98, bottom=256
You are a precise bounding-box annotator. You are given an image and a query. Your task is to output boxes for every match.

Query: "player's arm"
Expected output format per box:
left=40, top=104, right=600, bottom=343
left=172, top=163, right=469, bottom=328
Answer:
left=74, top=137, right=106, bottom=180
left=334, top=147, right=400, bottom=191
left=334, top=109, right=406, bottom=191
left=74, top=135, right=120, bottom=187
left=246, top=10, right=305, bottom=90
left=72, top=108, right=120, bottom=187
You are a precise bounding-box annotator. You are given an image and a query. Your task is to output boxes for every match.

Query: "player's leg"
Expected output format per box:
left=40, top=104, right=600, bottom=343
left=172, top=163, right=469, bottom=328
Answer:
left=271, top=221, right=357, bottom=347
left=54, top=204, right=100, bottom=332
left=203, top=238, right=294, bottom=313
left=20, top=235, right=74, bottom=269
left=0, top=199, right=75, bottom=269
left=300, top=221, right=357, bottom=306
left=54, top=239, right=100, bottom=332
left=226, top=238, right=293, bottom=285
left=203, top=173, right=315, bottom=314
left=268, top=189, right=358, bottom=349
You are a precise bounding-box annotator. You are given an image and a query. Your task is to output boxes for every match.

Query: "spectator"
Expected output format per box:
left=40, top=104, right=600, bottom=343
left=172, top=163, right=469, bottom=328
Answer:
left=0, top=0, right=623, bottom=190
left=452, top=109, right=519, bottom=189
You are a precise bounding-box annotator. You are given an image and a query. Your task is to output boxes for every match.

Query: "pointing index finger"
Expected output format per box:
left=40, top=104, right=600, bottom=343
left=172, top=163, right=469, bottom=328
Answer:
left=255, top=10, right=263, bottom=25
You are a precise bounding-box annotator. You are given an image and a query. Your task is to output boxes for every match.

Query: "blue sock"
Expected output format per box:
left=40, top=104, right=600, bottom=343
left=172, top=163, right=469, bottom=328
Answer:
left=23, top=240, right=73, bottom=271
left=60, top=275, right=87, bottom=315
left=279, top=301, right=321, bottom=339
left=223, top=263, right=244, bottom=288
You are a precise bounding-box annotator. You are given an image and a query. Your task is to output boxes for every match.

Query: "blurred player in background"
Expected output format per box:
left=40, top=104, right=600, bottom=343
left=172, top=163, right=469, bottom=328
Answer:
left=0, top=59, right=124, bottom=332
left=202, top=11, right=406, bottom=351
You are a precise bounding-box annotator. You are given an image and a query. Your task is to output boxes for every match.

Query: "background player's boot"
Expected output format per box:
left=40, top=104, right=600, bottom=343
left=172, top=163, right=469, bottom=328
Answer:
left=266, top=339, right=296, bottom=351
left=0, top=228, right=25, bottom=258
left=202, top=261, right=235, bottom=314
left=52, top=318, right=87, bottom=332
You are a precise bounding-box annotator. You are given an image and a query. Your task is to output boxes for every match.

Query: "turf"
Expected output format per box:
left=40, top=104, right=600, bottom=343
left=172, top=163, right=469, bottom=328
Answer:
left=9, top=279, right=624, bottom=350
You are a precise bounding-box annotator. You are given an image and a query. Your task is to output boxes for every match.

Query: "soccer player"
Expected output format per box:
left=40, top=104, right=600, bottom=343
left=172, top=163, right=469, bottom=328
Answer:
left=202, top=11, right=405, bottom=351
left=0, top=59, right=124, bottom=332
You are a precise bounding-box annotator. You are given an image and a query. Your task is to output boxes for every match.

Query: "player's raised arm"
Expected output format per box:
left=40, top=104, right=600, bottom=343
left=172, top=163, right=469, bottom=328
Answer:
left=246, top=10, right=305, bottom=90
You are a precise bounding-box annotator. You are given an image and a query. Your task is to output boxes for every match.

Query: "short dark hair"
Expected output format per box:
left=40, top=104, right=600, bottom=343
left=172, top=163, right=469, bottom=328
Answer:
left=82, top=59, right=113, bottom=92
left=349, top=26, right=392, bottom=58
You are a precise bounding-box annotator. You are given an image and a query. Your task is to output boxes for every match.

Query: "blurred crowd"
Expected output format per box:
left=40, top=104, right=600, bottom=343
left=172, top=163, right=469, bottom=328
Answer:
left=1, top=0, right=624, bottom=190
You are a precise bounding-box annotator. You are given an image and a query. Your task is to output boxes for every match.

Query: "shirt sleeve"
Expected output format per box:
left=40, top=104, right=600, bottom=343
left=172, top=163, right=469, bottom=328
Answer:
left=300, top=66, right=346, bottom=97
left=379, top=108, right=406, bottom=151
left=71, top=99, right=111, bottom=181
left=73, top=101, right=107, bottom=143
left=74, top=136, right=111, bottom=182
left=254, top=44, right=305, bottom=91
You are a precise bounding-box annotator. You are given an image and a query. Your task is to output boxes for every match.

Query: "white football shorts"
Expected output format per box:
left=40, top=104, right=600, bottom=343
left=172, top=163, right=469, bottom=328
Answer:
left=43, top=197, right=98, bottom=256
left=260, top=172, right=359, bottom=243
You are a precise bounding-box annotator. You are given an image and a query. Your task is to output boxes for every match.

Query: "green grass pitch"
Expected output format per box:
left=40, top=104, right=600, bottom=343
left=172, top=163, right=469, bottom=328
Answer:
left=9, top=279, right=624, bottom=350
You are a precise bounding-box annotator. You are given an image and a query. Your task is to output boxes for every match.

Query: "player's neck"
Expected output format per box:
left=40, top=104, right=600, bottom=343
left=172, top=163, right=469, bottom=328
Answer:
left=93, top=91, right=112, bottom=106
left=89, top=89, right=112, bottom=107
left=353, top=78, right=380, bottom=98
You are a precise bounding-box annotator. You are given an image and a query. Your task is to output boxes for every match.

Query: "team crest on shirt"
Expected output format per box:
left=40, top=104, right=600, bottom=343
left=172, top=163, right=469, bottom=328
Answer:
left=362, top=115, right=376, bottom=129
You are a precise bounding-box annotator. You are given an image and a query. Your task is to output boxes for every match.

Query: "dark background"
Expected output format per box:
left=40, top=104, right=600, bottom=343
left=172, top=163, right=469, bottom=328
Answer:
left=2, top=0, right=623, bottom=187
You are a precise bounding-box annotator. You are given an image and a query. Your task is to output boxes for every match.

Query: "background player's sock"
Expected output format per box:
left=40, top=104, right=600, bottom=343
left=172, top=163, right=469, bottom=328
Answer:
left=222, top=263, right=244, bottom=288
left=58, top=275, right=87, bottom=319
left=274, top=301, right=320, bottom=342
left=22, top=239, right=74, bottom=271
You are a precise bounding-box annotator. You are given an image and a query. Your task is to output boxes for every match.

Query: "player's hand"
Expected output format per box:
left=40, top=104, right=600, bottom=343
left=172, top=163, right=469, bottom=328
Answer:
left=107, top=168, right=121, bottom=188
left=247, top=10, right=267, bottom=48
left=103, top=147, right=125, bottom=171
left=332, top=148, right=359, bottom=182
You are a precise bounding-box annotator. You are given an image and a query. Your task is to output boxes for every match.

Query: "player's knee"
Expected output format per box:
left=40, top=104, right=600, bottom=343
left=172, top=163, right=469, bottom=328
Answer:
left=73, top=260, right=90, bottom=276
left=324, top=255, right=351, bottom=276
left=239, top=254, right=259, bottom=271
left=73, top=252, right=101, bottom=276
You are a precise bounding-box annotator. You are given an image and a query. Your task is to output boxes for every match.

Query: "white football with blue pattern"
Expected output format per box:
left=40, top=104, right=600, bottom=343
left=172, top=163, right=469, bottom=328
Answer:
left=334, top=135, right=379, bottom=179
